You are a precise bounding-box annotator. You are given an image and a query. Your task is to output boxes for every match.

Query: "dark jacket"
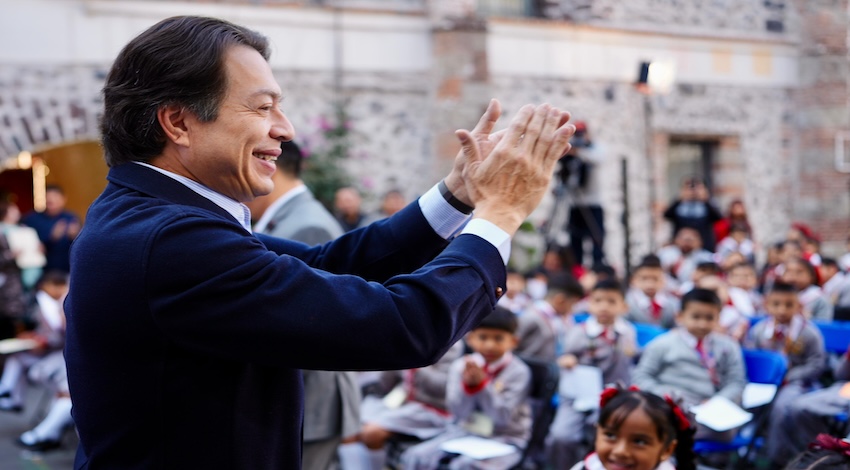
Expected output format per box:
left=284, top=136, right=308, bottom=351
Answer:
left=65, top=163, right=506, bottom=469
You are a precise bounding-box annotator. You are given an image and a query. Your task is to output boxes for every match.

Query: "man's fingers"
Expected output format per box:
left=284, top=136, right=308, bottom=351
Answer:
left=494, top=104, right=535, bottom=153
left=456, top=129, right=483, bottom=163
left=530, top=106, right=562, bottom=159
left=520, top=104, right=551, bottom=156
left=543, top=124, right=576, bottom=169
left=470, top=99, right=502, bottom=137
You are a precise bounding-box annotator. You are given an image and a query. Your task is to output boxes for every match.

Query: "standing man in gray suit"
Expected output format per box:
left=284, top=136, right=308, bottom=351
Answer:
left=245, top=140, right=360, bottom=470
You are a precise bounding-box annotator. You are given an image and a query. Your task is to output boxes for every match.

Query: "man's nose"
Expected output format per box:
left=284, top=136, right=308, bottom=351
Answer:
left=271, top=109, right=295, bottom=142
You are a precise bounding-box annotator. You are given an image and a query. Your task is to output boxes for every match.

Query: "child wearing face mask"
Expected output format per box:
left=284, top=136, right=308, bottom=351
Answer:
left=570, top=387, right=696, bottom=470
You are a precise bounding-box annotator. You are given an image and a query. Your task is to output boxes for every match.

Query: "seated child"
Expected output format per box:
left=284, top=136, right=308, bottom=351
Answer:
left=696, top=275, right=748, bottom=342
left=400, top=307, right=532, bottom=469
left=632, top=288, right=746, bottom=440
left=746, top=282, right=827, bottom=466
left=782, top=257, right=833, bottom=321
left=344, top=341, right=465, bottom=469
left=626, top=255, right=678, bottom=329
left=0, top=270, right=68, bottom=412
left=770, top=347, right=849, bottom=468
left=515, top=272, right=584, bottom=362
left=548, top=279, right=638, bottom=468
left=725, top=262, right=763, bottom=317
left=820, top=257, right=850, bottom=308
left=569, top=387, right=696, bottom=470
left=15, top=350, right=73, bottom=451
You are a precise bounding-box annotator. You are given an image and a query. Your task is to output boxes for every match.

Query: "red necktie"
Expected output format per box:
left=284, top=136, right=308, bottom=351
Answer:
left=650, top=299, right=662, bottom=320
left=696, top=338, right=719, bottom=386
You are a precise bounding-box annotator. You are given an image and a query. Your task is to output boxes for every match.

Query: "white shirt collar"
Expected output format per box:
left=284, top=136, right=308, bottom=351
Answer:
left=584, top=316, right=630, bottom=338
left=252, top=184, right=307, bottom=233
left=582, top=453, right=675, bottom=470
left=678, top=328, right=710, bottom=348
left=133, top=161, right=252, bottom=233
left=762, top=314, right=806, bottom=341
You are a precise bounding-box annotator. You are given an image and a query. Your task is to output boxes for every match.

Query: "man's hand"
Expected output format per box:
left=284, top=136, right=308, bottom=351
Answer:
left=557, top=354, right=578, bottom=370
left=444, top=99, right=504, bottom=207
left=458, top=103, right=574, bottom=235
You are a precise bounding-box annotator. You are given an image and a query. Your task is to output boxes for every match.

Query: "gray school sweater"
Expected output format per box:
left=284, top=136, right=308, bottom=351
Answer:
left=446, top=354, right=532, bottom=447
left=633, top=328, right=746, bottom=407
left=747, top=317, right=826, bottom=385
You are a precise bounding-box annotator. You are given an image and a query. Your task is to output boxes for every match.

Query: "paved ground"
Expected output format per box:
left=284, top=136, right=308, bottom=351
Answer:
left=0, top=388, right=76, bottom=470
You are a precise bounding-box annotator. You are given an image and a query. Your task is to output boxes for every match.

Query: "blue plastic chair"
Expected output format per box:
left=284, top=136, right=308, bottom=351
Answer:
left=634, top=323, right=666, bottom=348
left=693, top=349, right=788, bottom=468
left=573, top=312, right=589, bottom=324
left=812, top=320, right=850, bottom=355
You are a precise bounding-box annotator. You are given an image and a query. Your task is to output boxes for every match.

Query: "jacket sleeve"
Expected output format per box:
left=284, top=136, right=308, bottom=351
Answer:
left=144, top=204, right=505, bottom=371
left=632, top=339, right=669, bottom=395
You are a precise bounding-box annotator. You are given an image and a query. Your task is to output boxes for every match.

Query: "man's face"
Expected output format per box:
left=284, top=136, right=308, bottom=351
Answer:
left=677, top=301, right=719, bottom=339
left=727, top=266, right=757, bottom=291
left=178, top=45, right=294, bottom=202
left=334, top=188, right=361, bottom=216
left=632, top=267, right=664, bottom=298
left=45, top=190, right=65, bottom=216
left=765, top=292, right=799, bottom=325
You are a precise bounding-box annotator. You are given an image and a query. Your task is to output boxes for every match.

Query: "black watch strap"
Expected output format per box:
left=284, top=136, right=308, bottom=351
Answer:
left=438, top=180, right=474, bottom=214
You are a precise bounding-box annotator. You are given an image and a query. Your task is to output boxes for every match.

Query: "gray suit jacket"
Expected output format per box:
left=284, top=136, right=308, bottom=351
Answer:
left=259, top=188, right=361, bottom=441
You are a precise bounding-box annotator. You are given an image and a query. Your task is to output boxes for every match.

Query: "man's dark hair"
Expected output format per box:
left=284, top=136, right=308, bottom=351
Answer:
left=276, top=141, right=303, bottom=177
left=474, top=306, right=518, bottom=334
left=101, top=16, right=270, bottom=167
left=680, top=288, right=722, bottom=311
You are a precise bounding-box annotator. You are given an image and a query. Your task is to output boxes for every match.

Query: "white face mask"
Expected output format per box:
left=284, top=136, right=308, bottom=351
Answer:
left=526, top=279, right=548, bottom=301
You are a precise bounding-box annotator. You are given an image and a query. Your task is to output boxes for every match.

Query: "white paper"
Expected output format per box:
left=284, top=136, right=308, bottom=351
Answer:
left=691, top=395, right=753, bottom=432
left=742, top=383, right=778, bottom=409
left=559, top=365, right=603, bottom=411
left=0, top=338, right=38, bottom=354
left=6, top=227, right=45, bottom=269
left=439, top=436, right=517, bottom=460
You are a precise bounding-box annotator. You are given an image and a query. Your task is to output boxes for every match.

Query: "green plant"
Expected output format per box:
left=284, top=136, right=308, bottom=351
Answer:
left=301, top=102, right=353, bottom=209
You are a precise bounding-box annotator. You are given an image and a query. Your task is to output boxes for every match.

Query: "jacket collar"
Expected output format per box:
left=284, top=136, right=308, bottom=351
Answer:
left=107, top=162, right=236, bottom=224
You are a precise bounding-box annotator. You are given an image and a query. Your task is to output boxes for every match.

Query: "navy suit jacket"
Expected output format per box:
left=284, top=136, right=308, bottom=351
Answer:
left=65, top=163, right=506, bottom=469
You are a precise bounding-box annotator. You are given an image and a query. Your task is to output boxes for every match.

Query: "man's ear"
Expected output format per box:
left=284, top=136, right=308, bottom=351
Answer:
left=157, top=104, right=191, bottom=147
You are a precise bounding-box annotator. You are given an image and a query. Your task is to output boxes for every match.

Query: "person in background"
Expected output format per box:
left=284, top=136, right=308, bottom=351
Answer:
left=746, top=282, right=826, bottom=467
left=783, top=434, right=850, bottom=470
left=726, top=262, right=763, bottom=318
left=0, top=201, right=45, bottom=292
left=547, top=279, right=637, bottom=468
left=362, top=189, right=407, bottom=225
left=333, top=186, right=367, bottom=232
left=515, top=272, right=584, bottom=362
left=663, top=177, right=723, bottom=253
left=626, top=254, right=678, bottom=329
left=244, top=140, right=360, bottom=470
left=0, top=270, right=68, bottom=412
left=713, top=199, right=751, bottom=246
left=715, top=222, right=755, bottom=265
left=819, top=258, right=850, bottom=309
left=657, top=227, right=714, bottom=289
left=348, top=342, right=464, bottom=469
left=400, top=307, right=532, bottom=469
left=633, top=288, right=746, bottom=441
left=22, top=185, right=80, bottom=273
left=560, top=121, right=607, bottom=268
left=781, top=257, right=833, bottom=321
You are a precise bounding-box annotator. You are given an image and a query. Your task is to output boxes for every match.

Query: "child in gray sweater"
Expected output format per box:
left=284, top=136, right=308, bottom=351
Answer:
left=632, top=288, right=746, bottom=440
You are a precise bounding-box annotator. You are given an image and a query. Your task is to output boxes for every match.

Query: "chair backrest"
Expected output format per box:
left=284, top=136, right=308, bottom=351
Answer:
left=813, top=320, right=850, bottom=355
left=634, top=323, right=666, bottom=348
left=742, top=348, right=787, bottom=385
left=513, top=355, right=560, bottom=469
left=573, top=312, right=589, bottom=324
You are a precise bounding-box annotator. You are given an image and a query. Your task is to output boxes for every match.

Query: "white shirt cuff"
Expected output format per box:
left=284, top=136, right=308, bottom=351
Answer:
left=461, top=219, right=511, bottom=265
left=419, top=184, right=471, bottom=239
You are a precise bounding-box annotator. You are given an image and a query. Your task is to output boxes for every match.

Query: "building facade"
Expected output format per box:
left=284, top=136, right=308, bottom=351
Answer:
left=0, top=0, right=847, bottom=273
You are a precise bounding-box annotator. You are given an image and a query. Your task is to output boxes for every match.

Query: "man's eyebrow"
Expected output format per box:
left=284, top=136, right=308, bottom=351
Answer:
left=251, top=89, right=282, bottom=101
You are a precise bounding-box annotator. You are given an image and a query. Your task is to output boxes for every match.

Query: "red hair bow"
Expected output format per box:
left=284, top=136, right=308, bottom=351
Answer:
left=809, top=433, right=850, bottom=458
left=599, top=385, right=640, bottom=408
left=664, top=395, right=691, bottom=431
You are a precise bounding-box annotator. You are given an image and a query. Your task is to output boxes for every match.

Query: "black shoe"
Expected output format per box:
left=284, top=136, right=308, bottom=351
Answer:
left=15, top=434, right=61, bottom=452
